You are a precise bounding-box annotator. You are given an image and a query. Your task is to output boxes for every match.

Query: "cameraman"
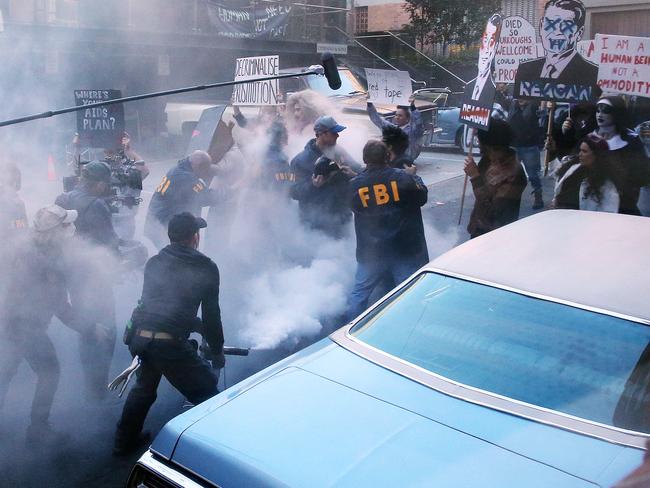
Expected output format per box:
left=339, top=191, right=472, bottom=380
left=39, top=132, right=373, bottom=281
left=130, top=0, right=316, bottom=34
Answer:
left=55, top=160, right=119, bottom=252
left=55, top=160, right=119, bottom=401
left=114, top=212, right=223, bottom=456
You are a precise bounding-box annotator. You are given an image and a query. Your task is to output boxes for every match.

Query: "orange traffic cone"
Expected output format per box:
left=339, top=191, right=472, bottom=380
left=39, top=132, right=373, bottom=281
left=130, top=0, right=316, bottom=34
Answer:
left=47, top=155, right=57, bottom=181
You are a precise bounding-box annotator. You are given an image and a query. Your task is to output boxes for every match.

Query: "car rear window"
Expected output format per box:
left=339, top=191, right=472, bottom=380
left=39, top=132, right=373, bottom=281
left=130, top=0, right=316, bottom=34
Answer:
left=350, top=272, right=650, bottom=434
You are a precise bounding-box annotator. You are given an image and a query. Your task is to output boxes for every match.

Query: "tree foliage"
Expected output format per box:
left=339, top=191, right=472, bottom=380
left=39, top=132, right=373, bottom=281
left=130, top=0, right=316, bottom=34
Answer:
left=404, top=0, right=501, bottom=54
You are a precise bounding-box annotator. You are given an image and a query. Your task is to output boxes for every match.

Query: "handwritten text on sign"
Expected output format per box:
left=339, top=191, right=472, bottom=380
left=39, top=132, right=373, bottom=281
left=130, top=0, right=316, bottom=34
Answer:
left=365, top=68, right=412, bottom=105
left=231, top=55, right=280, bottom=106
left=495, top=16, right=538, bottom=83
left=597, top=34, right=650, bottom=97
left=74, top=89, right=124, bottom=147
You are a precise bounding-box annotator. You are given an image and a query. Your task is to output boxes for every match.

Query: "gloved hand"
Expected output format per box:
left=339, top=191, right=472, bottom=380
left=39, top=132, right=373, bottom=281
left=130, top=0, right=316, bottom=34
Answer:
left=211, top=350, right=226, bottom=369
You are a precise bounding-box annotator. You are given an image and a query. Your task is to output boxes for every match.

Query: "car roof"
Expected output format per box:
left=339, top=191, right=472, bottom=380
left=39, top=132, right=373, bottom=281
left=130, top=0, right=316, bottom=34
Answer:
left=427, top=210, right=650, bottom=323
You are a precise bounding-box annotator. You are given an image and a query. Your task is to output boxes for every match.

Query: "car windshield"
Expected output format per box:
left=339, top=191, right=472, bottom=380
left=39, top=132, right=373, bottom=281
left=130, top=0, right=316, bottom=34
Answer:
left=305, top=69, right=365, bottom=96
left=350, top=272, right=650, bottom=434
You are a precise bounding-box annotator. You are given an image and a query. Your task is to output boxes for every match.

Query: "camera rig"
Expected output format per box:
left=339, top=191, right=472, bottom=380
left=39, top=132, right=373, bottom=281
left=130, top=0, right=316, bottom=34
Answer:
left=62, top=150, right=143, bottom=213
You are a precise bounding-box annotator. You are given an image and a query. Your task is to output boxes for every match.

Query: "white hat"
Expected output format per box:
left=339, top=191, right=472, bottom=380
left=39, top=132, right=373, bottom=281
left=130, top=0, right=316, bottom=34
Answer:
left=33, top=205, right=77, bottom=232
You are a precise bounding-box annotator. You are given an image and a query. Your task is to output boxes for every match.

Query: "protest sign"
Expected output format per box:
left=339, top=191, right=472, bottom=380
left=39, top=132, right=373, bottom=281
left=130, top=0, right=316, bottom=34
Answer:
left=514, top=0, right=600, bottom=102
left=596, top=34, right=650, bottom=98
left=231, top=55, right=280, bottom=106
left=206, top=2, right=291, bottom=39
left=578, top=39, right=598, bottom=63
left=459, top=13, right=502, bottom=130
left=74, top=89, right=124, bottom=148
left=186, top=105, right=233, bottom=163
left=494, top=16, right=538, bottom=84
left=365, top=68, right=412, bottom=105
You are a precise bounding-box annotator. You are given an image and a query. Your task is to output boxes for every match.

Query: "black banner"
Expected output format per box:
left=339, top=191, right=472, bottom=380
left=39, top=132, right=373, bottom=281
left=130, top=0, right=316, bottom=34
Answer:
left=206, top=1, right=292, bottom=39
left=74, top=89, right=124, bottom=148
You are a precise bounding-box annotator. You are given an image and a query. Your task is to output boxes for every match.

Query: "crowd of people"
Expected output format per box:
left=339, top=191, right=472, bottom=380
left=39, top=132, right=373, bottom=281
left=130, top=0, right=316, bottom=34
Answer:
left=0, top=86, right=648, bottom=459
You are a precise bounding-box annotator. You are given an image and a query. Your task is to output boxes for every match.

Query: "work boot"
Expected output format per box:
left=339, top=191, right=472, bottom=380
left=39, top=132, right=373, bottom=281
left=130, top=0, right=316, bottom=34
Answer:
left=26, top=422, right=71, bottom=447
left=532, top=189, right=544, bottom=210
left=113, top=430, right=151, bottom=457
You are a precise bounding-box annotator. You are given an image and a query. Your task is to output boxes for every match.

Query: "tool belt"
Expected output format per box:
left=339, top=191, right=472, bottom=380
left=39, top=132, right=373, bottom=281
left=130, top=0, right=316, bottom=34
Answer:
left=137, top=329, right=176, bottom=340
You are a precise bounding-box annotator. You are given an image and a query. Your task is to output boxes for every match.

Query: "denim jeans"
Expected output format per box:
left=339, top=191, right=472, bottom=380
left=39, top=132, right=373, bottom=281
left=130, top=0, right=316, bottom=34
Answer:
left=347, top=254, right=425, bottom=322
left=516, top=146, right=542, bottom=192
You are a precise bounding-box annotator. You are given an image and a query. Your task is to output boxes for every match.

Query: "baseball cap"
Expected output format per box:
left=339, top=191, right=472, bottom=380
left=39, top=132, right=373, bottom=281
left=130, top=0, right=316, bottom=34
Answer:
left=168, top=212, right=207, bottom=242
left=313, top=116, right=346, bottom=134
left=82, top=160, right=111, bottom=183
left=34, top=204, right=77, bottom=232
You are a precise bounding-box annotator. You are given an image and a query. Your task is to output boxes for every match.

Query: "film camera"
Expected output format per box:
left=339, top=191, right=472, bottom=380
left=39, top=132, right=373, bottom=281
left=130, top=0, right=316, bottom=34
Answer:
left=63, top=151, right=143, bottom=212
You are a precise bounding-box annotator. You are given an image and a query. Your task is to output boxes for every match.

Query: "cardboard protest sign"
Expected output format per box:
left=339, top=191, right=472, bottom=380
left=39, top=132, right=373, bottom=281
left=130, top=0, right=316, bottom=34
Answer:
left=186, top=105, right=233, bottom=164
left=577, top=39, right=598, bottom=63
left=231, top=55, right=280, bottom=106
left=74, top=89, right=124, bottom=148
left=514, top=0, right=599, bottom=102
left=596, top=34, right=650, bottom=98
left=459, top=14, right=502, bottom=130
left=494, top=16, right=538, bottom=84
left=364, top=68, right=412, bottom=106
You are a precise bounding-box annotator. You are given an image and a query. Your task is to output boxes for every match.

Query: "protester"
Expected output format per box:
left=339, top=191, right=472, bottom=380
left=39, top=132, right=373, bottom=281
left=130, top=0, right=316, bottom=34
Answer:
left=464, top=118, right=527, bottom=238
left=381, top=125, right=417, bottom=171
left=548, top=102, right=597, bottom=162
left=145, top=150, right=218, bottom=249
left=367, top=94, right=424, bottom=159
left=347, top=140, right=428, bottom=320
left=289, top=115, right=359, bottom=238
left=0, top=205, right=106, bottom=444
left=285, top=90, right=328, bottom=140
left=508, top=99, right=545, bottom=209
left=553, top=135, right=621, bottom=212
left=588, top=96, right=650, bottom=215
left=114, top=212, right=223, bottom=456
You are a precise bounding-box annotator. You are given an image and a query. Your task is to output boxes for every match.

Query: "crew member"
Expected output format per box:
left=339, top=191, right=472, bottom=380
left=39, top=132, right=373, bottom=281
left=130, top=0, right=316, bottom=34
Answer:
left=114, top=212, right=224, bottom=456
left=367, top=95, right=424, bottom=159
left=55, top=160, right=118, bottom=401
left=290, top=116, right=359, bottom=237
left=145, top=150, right=218, bottom=249
left=347, top=140, right=428, bottom=320
left=0, top=205, right=106, bottom=444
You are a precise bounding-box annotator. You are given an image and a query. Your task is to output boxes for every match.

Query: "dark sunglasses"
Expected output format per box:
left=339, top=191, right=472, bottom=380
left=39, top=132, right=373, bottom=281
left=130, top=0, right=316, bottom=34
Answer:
left=596, top=103, right=613, bottom=114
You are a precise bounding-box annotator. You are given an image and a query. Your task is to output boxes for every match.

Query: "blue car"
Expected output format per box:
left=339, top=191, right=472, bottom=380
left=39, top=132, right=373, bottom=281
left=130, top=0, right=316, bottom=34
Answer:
left=128, top=210, right=650, bottom=487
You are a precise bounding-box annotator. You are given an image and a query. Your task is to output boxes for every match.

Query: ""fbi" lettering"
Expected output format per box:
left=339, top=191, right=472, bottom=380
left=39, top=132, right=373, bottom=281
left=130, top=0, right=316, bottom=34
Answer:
left=358, top=181, right=400, bottom=208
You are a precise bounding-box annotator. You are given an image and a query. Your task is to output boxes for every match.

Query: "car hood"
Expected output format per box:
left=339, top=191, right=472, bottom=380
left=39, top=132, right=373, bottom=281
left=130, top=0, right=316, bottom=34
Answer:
left=166, top=365, right=599, bottom=487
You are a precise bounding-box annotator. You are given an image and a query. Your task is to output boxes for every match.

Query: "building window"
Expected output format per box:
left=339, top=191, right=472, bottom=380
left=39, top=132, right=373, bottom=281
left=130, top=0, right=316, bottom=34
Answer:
left=355, top=6, right=367, bottom=33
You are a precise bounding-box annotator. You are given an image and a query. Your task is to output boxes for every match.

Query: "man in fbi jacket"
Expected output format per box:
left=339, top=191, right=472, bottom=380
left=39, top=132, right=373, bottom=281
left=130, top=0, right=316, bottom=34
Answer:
left=346, top=140, right=429, bottom=320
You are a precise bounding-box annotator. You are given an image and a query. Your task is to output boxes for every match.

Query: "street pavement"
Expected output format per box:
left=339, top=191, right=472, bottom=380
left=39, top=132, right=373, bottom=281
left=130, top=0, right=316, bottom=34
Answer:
left=0, top=147, right=557, bottom=487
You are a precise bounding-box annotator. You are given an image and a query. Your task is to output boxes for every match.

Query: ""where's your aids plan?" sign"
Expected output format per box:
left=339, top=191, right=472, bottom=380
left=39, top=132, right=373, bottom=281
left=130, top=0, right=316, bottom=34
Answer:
left=231, top=55, right=280, bottom=106
left=74, top=89, right=124, bottom=148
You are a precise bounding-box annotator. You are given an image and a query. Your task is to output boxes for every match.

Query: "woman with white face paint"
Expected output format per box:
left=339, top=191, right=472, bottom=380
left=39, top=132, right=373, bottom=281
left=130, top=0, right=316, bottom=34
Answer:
left=589, top=96, right=650, bottom=215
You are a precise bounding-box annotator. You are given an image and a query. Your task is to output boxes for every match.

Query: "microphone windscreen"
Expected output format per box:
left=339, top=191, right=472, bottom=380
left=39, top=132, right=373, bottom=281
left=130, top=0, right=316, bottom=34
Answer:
left=321, top=53, right=342, bottom=90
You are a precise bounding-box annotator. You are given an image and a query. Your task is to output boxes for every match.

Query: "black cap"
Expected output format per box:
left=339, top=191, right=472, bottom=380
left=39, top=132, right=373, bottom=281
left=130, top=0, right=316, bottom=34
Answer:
left=168, top=212, right=207, bottom=243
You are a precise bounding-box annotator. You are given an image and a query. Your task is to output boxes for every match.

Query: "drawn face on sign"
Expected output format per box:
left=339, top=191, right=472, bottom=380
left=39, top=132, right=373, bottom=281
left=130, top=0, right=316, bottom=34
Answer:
left=478, top=19, right=501, bottom=76
left=540, top=5, right=584, bottom=55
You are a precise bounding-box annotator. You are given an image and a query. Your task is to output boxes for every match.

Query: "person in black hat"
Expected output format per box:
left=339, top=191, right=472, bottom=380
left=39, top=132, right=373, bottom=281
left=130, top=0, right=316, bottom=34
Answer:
left=463, top=118, right=527, bottom=238
left=114, top=212, right=224, bottom=456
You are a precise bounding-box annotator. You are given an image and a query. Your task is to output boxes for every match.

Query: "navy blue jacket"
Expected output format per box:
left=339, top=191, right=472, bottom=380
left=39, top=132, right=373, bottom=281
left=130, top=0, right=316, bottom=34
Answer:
left=133, top=243, right=224, bottom=355
left=56, top=185, right=119, bottom=251
left=146, top=158, right=214, bottom=227
left=349, top=166, right=428, bottom=263
left=290, top=139, right=352, bottom=236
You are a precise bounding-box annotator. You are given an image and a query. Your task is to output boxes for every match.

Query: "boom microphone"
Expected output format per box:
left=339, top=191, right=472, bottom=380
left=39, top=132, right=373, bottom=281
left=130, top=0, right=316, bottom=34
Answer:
left=321, top=52, right=342, bottom=90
